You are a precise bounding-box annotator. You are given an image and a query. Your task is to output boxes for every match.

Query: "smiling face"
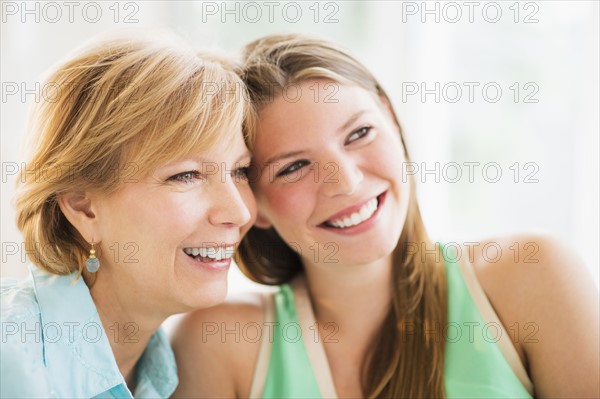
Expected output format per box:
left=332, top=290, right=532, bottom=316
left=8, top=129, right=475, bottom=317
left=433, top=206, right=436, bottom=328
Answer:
left=90, top=131, right=256, bottom=314
left=251, top=80, right=410, bottom=268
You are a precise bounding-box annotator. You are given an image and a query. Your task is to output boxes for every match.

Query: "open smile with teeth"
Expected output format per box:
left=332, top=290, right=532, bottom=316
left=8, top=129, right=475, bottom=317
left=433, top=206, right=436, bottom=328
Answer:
left=183, top=246, right=235, bottom=262
left=324, top=197, right=379, bottom=229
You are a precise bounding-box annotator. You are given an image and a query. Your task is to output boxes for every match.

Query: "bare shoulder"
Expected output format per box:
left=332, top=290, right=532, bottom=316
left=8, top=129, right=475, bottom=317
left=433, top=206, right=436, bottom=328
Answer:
left=171, top=291, right=268, bottom=398
left=468, top=234, right=599, bottom=397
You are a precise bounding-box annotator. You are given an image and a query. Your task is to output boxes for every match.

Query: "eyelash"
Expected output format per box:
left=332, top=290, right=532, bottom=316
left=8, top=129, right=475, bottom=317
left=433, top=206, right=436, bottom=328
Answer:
left=234, top=166, right=250, bottom=181
left=276, top=160, right=310, bottom=177
left=167, top=170, right=202, bottom=184
left=276, top=126, right=373, bottom=178
left=345, top=126, right=372, bottom=144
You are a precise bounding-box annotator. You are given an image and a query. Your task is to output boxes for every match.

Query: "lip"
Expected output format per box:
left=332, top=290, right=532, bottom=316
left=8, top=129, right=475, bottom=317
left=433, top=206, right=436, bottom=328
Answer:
left=184, top=250, right=232, bottom=272
left=321, top=194, right=380, bottom=224
left=183, top=243, right=238, bottom=249
left=318, top=191, right=388, bottom=236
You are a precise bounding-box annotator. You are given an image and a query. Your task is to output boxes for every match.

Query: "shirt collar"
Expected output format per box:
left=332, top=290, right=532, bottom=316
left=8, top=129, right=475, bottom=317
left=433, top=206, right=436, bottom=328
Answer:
left=134, top=328, right=179, bottom=397
left=29, top=264, right=178, bottom=398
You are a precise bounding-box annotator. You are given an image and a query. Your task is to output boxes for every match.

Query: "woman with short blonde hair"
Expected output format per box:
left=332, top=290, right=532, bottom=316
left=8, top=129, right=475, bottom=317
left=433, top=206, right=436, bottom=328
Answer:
left=2, top=32, right=255, bottom=398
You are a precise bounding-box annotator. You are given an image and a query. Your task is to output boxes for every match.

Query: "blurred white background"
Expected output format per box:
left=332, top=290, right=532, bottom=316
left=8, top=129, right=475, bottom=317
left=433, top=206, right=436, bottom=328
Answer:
left=2, top=0, right=599, bottom=305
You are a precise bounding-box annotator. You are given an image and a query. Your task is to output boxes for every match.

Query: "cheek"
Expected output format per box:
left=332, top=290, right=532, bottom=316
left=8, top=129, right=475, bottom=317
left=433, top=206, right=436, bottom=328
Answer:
left=368, top=133, right=407, bottom=180
left=103, top=191, right=202, bottom=247
left=259, top=182, right=313, bottom=225
left=138, top=198, right=188, bottom=232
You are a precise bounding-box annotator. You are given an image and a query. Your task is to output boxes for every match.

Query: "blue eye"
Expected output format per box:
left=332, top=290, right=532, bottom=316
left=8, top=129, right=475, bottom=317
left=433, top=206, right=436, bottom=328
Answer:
left=233, top=166, right=250, bottom=181
left=346, top=126, right=372, bottom=144
left=277, top=160, right=310, bottom=177
left=168, top=170, right=202, bottom=184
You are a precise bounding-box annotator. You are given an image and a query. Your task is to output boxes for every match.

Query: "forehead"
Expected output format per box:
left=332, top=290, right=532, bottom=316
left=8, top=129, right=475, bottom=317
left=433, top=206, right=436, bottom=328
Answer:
left=144, top=129, right=249, bottom=175
left=182, top=130, right=250, bottom=166
left=254, top=81, right=379, bottom=157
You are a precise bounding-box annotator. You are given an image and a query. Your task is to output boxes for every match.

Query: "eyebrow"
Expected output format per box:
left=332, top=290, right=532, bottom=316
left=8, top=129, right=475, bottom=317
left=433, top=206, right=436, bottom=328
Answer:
left=264, top=150, right=308, bottom=167
left=338, top=110, right=367, bottom=133
left=158, top=148, right=252, bottom=171
left=262, top=110, right=369, bottom=167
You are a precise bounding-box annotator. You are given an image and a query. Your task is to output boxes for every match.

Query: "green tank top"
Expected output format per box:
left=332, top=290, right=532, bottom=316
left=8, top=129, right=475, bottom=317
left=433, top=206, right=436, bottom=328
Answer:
left=255, top=255, right=534, bottom=398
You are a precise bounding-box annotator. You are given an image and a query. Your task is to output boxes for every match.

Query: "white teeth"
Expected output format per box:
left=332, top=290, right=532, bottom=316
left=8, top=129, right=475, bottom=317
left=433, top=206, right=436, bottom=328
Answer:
left=207, top=247, right=217, bottom=259
left=209, top=247, right=223, bottom=261
left=327, top=198, right=379, bottom=229
left=359, top=206, right=371, bottom=220
left=183, top=246, right=235, bottom=261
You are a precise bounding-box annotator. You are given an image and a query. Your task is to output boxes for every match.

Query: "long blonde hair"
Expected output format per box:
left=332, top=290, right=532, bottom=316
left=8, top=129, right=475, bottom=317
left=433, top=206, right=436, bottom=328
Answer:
left=15, top=32, right=249, bottom=281
left=237, top=33, right=448, bottom=398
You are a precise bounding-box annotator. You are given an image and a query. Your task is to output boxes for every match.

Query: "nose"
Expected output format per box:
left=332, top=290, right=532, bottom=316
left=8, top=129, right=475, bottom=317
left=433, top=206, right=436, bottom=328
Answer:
left=208, top=178, right=252, bottom=227
left=319, top=155, right=364, bottom=198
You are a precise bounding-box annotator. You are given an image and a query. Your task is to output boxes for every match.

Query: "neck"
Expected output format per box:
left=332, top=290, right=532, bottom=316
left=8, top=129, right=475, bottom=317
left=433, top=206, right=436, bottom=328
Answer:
left=302, top=255, right=393, bottom=343
left=87, top=271, right=167, bottom=393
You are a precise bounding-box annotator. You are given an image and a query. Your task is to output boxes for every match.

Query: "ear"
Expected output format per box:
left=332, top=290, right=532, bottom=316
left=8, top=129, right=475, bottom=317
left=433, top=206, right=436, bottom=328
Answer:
left=57, top=192, right=101, bottom=243
left=253, top=211, right=272, bottom=229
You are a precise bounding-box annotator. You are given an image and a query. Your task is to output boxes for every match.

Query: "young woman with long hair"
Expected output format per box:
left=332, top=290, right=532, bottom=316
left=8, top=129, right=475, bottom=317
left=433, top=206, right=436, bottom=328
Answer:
left=173, top=33, right=599, bottom=398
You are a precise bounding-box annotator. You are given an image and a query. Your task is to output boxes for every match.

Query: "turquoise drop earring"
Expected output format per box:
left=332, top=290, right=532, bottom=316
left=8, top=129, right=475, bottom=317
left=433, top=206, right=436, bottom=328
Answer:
left=86, top=241, right=100, bottom=273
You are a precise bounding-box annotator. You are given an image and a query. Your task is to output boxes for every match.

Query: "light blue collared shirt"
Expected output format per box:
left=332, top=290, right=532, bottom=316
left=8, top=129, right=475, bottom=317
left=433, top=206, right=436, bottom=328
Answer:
left=1, top=264, right=178, bottom=398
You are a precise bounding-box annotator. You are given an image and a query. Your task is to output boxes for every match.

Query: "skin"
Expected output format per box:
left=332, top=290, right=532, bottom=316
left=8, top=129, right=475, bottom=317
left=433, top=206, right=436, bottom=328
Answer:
left=59, top=132, right=256, bottom=391
left=173, top=80, right=599, bottom=398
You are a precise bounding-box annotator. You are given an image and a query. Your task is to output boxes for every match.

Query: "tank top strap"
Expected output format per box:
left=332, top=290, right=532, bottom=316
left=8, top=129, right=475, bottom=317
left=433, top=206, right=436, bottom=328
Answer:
left=291, top=276, right=338, bottom=398
left=248, top=291, right=275, bottom=398
left=251, top=278, right=325, bottom=398
left=452, top=254, right=534, bottom=395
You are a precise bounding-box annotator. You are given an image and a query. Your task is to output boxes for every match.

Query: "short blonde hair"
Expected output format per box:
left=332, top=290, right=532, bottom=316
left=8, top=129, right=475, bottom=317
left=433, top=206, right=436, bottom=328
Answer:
left=15, top=32, right=249, bottom=276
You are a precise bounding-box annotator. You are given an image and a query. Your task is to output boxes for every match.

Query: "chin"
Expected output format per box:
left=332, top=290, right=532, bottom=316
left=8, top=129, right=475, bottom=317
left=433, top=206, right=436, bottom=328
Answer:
left=180, top=279, right=229, bottom=310
left=339, top=242, right=397, bottom=266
